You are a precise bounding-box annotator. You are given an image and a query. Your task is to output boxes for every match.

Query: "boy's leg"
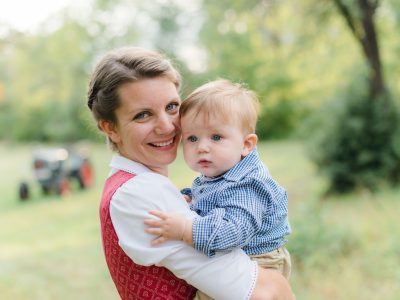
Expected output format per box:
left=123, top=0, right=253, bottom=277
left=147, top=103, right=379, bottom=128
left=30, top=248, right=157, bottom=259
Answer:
left=250, top=247, right=292, bottom=279
left=193, top=291, right=214, bottom=300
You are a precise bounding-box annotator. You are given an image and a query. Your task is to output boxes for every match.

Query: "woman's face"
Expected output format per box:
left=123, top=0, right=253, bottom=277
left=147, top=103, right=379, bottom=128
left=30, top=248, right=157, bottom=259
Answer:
left=107, top=77, right=181, bottom=175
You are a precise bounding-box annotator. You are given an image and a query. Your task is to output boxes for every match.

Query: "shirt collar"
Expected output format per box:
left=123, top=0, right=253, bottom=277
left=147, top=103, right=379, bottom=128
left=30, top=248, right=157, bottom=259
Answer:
left=110, top=154, right=153, bottom=175
left=215, top=149, right=260, bottom=182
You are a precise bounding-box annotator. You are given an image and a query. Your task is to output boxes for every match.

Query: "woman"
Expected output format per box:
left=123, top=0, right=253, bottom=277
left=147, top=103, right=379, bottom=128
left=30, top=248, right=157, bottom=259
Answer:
left=87, top=47, right=294, bottom=300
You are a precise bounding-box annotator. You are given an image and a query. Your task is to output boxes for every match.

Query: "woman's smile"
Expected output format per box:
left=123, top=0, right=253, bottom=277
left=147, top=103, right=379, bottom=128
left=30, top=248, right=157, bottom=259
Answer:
left=149, top=137, right=176, bottom=148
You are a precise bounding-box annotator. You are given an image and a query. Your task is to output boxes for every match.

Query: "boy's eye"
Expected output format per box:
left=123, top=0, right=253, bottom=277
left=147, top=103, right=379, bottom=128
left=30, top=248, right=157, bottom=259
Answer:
left=211, top=134, right=222, bottom=141
left=166, top=102, right=179, bottom=112
left=133, top=111, right=151, bottom=121
left=187, top=136, right=198, bottom=142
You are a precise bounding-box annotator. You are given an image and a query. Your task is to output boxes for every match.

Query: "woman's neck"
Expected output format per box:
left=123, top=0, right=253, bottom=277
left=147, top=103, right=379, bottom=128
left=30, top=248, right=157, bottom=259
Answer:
left=117, top=151, right=169, bottom=177
left=148, top=166, right=168, bottom=177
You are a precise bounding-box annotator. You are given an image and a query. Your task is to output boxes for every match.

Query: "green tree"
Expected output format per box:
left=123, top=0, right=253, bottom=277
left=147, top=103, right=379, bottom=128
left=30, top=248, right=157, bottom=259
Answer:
left=0, top=0, right=142, bottom=142
left=197, top=0, right=365, bottom=139
left=311, top=0, right=400, bottom=192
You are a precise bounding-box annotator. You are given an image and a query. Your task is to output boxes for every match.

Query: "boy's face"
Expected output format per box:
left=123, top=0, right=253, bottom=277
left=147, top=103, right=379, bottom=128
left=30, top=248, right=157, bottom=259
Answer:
left=181, top=110, right=254, bottom=177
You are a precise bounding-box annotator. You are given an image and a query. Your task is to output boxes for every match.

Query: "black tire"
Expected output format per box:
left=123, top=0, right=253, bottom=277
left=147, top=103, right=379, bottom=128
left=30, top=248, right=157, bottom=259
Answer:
left=19, top=182, right=30, bottom=201
left=78, top=161, right=93, bottom=189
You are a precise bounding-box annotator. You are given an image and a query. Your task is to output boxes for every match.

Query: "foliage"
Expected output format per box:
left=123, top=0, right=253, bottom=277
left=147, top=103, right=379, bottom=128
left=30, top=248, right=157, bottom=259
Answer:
left=198, top=0, right=304, bottom=139
left=302, top=0, right=400, bottom=193
left=196, top=0, right=368, bottom=139
left=0, top=18, right=97, bottom=142
left=257, top=99, right=307, bottom=139
left=0, top=0, right=399, bottom=145
left=309, top=79, right=400, bottom=193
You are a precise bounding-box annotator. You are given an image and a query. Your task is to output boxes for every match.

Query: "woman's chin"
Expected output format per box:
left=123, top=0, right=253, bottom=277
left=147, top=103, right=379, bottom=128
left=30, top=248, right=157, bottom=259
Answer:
left=152, top=149, right=178, bottom=165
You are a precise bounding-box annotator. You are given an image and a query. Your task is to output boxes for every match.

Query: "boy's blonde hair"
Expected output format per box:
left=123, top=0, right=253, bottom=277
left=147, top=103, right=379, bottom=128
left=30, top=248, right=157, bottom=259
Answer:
left=180, top=79, right=260, bottom=135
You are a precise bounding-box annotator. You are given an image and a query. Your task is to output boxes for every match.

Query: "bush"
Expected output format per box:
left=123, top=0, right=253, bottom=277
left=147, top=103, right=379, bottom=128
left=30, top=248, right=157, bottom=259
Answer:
left=257, top=99, right=308, bottom=140
left=308, top=80, right=400, bottom=193
left=4, top=101, right=100, bottom=143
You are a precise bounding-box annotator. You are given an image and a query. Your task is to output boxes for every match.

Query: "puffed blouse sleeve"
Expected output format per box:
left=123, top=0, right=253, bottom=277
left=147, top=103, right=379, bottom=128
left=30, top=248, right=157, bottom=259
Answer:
left=109, top=172, right=258, bottom=300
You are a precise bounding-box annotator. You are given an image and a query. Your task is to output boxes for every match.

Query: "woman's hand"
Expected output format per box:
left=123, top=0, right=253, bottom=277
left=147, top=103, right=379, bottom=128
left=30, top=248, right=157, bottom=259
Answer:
left=144, top=210, right=193, bottom=245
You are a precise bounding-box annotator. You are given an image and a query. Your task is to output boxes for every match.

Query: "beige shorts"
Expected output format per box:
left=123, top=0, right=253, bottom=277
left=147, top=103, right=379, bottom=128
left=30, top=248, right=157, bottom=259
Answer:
left=194, top=247, right=291, bottom=300
left=250, top=247, right=291, bottom=279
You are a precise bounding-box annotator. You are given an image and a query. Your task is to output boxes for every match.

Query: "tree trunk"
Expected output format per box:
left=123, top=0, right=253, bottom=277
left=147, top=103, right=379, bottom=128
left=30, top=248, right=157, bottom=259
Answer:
left=357, top=0, right=385, bottom=98
left=333, top=0, right=386, bottom=98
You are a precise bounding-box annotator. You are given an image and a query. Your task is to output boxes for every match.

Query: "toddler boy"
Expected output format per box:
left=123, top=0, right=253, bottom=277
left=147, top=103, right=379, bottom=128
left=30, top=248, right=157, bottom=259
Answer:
left=145, top=79, right=291, bottom=279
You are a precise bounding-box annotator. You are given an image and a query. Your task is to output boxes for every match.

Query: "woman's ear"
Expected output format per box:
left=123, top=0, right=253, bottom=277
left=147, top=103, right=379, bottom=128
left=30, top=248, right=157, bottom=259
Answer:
left=98, top=120, right=121, bottom=144
left=242, top=133, right=258, bottom=157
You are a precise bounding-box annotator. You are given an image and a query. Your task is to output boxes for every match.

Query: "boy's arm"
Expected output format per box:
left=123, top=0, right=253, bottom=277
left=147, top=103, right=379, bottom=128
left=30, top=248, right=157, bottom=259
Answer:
left=192, top=179, right=270, bottom=257
left=144, top=211, right=193, bottom=245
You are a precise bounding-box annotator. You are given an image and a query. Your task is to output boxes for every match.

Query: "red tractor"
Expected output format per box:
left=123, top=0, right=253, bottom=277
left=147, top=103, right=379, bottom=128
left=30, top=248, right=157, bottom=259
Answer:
left=19, top=147, right=93, bottom=200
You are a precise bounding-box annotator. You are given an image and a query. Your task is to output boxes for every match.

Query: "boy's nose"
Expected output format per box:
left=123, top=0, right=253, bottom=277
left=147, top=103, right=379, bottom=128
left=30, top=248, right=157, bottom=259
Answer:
left=197, top=140, right=210, bottom=153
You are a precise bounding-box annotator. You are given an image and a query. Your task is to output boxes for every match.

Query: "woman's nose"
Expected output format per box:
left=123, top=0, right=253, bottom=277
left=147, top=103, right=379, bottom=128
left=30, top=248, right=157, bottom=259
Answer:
left=154, top=113, right=176, bottom=135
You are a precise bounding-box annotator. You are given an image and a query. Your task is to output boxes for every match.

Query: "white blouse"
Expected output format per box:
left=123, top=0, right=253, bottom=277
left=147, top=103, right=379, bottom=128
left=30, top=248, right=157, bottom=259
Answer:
left=108, top=155, right=257, bottom=300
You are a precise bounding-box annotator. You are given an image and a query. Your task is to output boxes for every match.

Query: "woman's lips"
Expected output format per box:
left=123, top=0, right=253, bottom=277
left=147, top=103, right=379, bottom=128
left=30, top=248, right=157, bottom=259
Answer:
left=148, top=136, right=177, bottom=150
left=150, top=138, right=174, bottom=147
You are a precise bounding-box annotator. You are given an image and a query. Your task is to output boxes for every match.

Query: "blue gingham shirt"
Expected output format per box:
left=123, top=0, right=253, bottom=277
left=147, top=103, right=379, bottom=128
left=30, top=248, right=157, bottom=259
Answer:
left=186, top=149, right=291, bottom=257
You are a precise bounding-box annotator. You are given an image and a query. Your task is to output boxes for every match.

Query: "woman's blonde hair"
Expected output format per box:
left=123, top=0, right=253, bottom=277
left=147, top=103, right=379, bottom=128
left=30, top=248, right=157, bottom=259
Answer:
left=180, top=79, right=260, bottom=135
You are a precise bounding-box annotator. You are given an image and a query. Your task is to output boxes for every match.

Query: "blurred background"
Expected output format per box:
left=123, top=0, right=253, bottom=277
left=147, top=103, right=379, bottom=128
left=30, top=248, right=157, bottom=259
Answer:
left=1, top=0, right=399, bottom=299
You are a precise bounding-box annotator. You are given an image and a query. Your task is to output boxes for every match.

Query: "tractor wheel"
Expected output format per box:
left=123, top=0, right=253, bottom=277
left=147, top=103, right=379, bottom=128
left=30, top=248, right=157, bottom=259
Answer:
left=57, top=178, right=71, bottom=196
left=18, top=182, right=30, bottom=201
left=78, top=160, right=93, bottom=189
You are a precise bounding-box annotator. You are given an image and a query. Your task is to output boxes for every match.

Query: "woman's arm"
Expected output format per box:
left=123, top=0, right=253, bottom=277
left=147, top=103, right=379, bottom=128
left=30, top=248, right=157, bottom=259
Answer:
left=252, top=267, right=295, bottom=300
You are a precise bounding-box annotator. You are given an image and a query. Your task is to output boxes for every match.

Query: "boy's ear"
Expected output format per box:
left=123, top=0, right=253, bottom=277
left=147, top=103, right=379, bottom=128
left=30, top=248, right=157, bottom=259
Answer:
left=242, top=133, right=258, bottom=157
left=98, top=119, right=121, bottom=144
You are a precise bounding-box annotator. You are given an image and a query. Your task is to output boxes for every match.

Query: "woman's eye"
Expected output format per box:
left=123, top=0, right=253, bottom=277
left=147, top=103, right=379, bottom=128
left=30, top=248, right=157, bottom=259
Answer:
left=166, top=102, right=179, bottom=112
left=133, top=111, right=150, bottom=121
left=188, top=136, right=198, bottom=142
left=211, top=134, right=222, bottom=141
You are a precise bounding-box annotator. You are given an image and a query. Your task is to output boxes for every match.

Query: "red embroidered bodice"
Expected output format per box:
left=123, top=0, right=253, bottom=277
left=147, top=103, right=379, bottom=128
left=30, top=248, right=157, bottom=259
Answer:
left=99, top=170, right=196, bottom=300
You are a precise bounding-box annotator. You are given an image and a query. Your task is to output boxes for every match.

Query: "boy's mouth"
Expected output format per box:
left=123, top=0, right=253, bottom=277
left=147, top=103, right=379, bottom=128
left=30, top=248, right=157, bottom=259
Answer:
left=198, top=159, right=211, bottom=167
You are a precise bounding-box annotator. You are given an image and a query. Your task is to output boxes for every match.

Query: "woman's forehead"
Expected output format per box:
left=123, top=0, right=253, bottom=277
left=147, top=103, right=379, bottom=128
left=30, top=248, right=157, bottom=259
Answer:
left=118, top=78, right=179, bottom=106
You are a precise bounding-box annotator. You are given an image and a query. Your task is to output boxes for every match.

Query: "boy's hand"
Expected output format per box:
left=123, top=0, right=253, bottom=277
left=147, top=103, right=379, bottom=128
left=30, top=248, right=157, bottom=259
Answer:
left=144, top=211, right=193, bottom=246
left=183, top=194, right=192, bottom=203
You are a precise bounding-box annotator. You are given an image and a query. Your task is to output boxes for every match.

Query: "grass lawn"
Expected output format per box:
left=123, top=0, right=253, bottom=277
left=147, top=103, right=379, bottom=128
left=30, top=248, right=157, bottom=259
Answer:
left=0, top=140, right=399, bottom=299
